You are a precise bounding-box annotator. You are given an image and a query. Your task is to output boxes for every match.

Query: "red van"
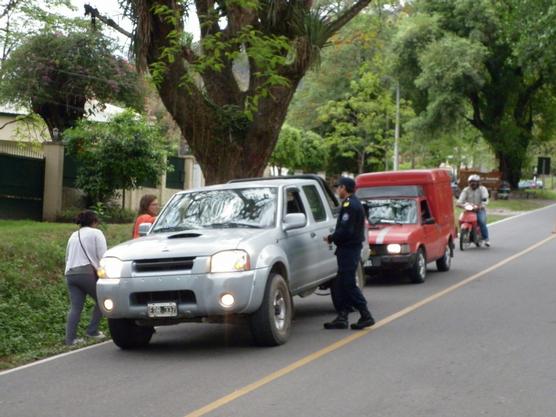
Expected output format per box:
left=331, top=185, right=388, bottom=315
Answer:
left=355, top=169, right=456, bottom=283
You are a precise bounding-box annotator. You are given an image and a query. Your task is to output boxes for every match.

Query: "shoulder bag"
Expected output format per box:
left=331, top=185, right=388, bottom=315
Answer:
left=77, top=229, right=99, bottom=279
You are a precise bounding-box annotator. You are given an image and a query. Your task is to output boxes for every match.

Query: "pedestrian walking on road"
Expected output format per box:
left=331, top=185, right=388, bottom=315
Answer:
left=323, top=177, right=375, bottom=330
left=132, top=194, right=159, bottom=238
left=64, top=210, right=107, bottom=345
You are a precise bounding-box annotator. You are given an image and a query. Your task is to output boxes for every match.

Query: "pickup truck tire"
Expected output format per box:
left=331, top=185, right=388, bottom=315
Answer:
left=409, top=248, right=427, bottom=284
left=250, top=273, right=292, bottom=346
left=436, top=243, right=451, bottom=272
left=108, top=318, right=154, bottom=349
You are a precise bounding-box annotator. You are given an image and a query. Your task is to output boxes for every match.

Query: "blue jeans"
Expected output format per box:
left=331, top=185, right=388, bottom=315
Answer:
left=477, top=209, right=489, bottom=240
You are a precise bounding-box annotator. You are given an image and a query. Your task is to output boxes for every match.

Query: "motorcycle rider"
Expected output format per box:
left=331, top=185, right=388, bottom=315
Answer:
left=457, top=174, right=490, bottom=246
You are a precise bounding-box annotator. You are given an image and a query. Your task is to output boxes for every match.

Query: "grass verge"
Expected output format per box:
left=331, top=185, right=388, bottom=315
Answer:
left=0, top=221, right=132, bottom=370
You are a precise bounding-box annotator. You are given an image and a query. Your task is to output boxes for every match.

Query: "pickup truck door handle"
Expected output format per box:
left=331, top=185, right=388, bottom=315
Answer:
left=310, top=232, right=317, bottom=238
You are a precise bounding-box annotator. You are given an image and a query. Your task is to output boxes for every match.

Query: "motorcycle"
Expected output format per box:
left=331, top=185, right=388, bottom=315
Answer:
left=459, top=203, right=483, bottom=250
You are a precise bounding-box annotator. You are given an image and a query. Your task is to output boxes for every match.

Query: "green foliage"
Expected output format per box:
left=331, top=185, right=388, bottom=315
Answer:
left=0, top=0, right=84, bottom=62
left=0, top=221, right=133, bottom=369
left=56, top=206, right=136, bottom=224
left=317, top=63, right=414, bottom=174
left=390, top=0, right=556, bottom=186
left=0, top=30, right=142, bottom=136
left=269, top=124, right=303, bottom=175
left=63, top=110, right=169, bottom=204
left=298, top=130, right=328, bottom=173
left=288, top=11, right=392, bottom=129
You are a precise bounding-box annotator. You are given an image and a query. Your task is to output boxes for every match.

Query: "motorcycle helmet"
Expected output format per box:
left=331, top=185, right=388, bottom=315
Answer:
left=468, top=174, right=480, bottom=183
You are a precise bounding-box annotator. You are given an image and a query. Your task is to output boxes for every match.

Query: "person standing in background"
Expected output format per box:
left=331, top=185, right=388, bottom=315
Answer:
left=64, top=210, right=107, bottom=345
left=132, top=194, right=160, bottom=238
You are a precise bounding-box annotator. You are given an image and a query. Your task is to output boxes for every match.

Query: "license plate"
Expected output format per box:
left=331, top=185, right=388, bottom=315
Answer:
left=147, top=302, right=177, bottom=318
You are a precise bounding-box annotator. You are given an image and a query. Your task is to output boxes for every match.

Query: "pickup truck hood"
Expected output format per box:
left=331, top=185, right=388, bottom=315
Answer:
left=367, top=224, right=419, bottom=245
left=104, top=229, right=264, bottom=260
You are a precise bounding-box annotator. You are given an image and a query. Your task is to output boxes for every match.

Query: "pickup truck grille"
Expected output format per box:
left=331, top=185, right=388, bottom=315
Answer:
left=130, top=290, right=196, bottom=306
left=133, top=257, right=196, bottom=273
left=369, top=244, right=388, bottom=256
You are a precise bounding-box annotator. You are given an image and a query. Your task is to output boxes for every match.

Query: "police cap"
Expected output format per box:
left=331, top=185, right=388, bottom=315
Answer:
left=334, top=176, right=356, bottom=193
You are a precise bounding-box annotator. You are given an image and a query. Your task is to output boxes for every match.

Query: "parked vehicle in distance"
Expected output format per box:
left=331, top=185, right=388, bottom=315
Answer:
left=497, top=180, right=511, bottom=200
left=355, top=169, right=457, bottom=284
left=96, top=175, right=368, bottom=349
left=518, top=179, right=543, bottom=189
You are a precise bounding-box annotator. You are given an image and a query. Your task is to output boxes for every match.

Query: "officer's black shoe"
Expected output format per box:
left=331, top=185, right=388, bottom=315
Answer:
left=323, top=312, right=349, bottom=330
left=350, top=310, right=375, bottom=330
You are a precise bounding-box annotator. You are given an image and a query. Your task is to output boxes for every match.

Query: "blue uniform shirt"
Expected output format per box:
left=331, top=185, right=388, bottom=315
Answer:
left=330, top=194, right=365, bottom=248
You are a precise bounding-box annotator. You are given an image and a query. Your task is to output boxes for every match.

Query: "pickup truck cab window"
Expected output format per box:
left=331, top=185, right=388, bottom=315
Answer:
left=302, top=185, right=327, bottom=222
left=285, top=189, right=306, bottom=215
left=152, top=187, right=277, bottom=232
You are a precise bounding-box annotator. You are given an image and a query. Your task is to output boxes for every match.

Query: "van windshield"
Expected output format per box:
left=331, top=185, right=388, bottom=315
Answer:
left=152, top=187, right=277, bottom=232
left=365, top=199, right=417, bottom=225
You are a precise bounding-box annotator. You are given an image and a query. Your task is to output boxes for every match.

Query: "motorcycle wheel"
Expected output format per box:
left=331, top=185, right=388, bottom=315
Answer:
left=459, top=229, right=470, bottom=251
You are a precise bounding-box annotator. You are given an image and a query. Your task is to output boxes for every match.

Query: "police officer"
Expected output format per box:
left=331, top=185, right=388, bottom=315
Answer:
left=323, top=177, right=375, bottom=330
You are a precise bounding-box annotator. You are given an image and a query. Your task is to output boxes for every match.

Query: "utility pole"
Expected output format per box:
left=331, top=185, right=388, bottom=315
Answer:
left=393, top=81, right=400, bottom=171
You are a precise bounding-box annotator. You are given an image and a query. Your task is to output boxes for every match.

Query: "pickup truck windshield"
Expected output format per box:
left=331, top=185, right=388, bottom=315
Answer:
left=365, top=199, right=417, bottom=225
left=153, top=187, right=277, bottom=232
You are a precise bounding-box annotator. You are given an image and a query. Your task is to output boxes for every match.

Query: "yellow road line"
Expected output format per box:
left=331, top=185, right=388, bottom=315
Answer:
left=184, top=233, right=556, bottom=417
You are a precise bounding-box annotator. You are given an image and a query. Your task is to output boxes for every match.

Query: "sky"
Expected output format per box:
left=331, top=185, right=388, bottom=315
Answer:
left=64, top=1, right=200, bottom=50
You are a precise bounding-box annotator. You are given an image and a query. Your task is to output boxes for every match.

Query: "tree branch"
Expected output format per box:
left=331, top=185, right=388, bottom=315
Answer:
left=195, top=0, right=222, bottom=38
left=327, top=0, right=373, bottom=35
left=468, top=92, right=487, bottom=131
left=84, top=4, right=132, bottom=38
left=0, top=0, right=23, bottom=19
left=514, top=76, right=544, bottom=124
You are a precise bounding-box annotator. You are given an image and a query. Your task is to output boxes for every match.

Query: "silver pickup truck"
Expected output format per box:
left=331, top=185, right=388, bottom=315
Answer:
left=97, top=175, right=368, bottom=349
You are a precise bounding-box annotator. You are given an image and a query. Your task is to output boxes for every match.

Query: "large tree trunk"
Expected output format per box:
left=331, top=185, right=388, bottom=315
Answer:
left=483, top=127, right=531, bottom=188
left=132, top=0, right=371, bottom=185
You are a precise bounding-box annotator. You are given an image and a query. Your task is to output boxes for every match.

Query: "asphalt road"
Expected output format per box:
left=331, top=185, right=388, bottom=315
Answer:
left=2, top=204, right=556, bottom=417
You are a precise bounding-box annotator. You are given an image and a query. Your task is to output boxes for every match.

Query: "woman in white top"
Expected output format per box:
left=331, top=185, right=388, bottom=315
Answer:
left=64, top=210, right=107, bottom=345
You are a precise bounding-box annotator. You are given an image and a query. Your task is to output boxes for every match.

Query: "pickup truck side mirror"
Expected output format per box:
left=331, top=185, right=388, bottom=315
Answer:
left=283, top=213, right=307, bottom=231
left=138, top=222, right=152, bottom=237
left=423, top=217, right=436, bottom=225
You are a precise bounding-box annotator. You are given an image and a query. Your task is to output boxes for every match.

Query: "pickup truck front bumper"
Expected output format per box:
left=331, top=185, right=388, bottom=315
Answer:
left=96, top=267, right=270, bottom=320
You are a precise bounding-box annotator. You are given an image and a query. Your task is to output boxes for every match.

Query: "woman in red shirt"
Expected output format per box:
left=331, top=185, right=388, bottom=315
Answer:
left=132, top=194, right=160, bottom=238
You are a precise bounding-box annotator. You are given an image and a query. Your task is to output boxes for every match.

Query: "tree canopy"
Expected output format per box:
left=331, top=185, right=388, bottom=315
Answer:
left=107, top=0, right=374, bottom=184
left=64, top=110, right=169, bottom=205
left=0, top=30, right=142, bottom=139
left=390, top=0, right=556, bottom=186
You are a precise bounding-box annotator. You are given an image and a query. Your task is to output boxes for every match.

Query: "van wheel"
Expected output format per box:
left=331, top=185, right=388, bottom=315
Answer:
left=409, top=248, right=427, bottom=284
left=436, top=243, right=451, bottom=272
left=250, top=273, right=292, bottom=346
left=108, top=318, right=154, bottom=349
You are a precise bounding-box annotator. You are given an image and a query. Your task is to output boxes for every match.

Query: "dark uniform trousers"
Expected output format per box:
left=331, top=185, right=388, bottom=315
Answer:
left=332, top=245, right=368, bottom=313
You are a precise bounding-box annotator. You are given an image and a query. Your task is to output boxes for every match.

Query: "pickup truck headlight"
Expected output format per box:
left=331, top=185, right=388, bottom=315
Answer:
left=210, top=250, right=251, bottom=273
left=386, top=243, right=410, bottom=254
left=98, top=257, right=123, bottom=279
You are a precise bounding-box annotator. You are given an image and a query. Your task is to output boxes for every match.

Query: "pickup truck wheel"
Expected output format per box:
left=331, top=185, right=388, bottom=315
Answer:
left=436, top=243, right=451, bottom=272
left=108, top=318, right=154, bottom=349
left=409, top=248, right=427, bottom=284
left=250, top=273, right=292, bottom=346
